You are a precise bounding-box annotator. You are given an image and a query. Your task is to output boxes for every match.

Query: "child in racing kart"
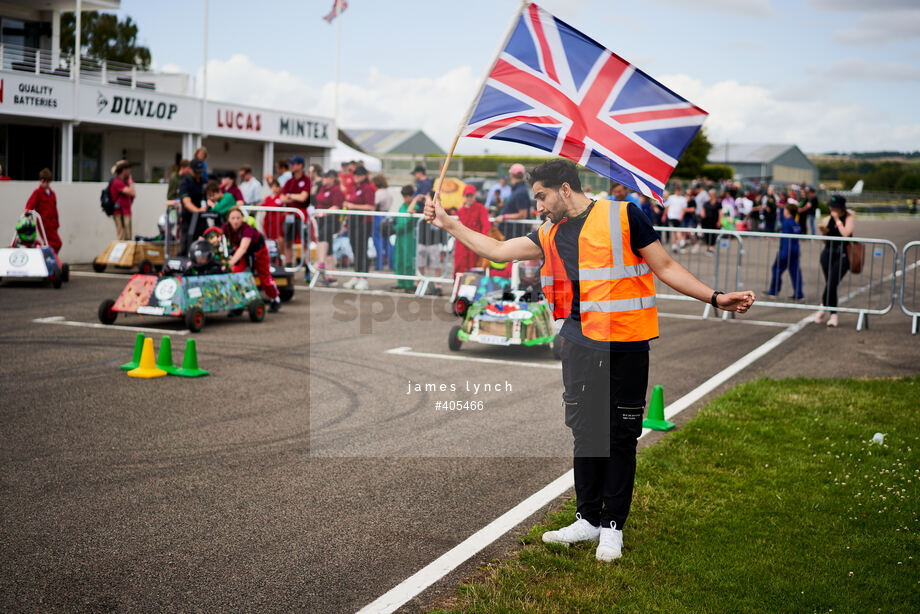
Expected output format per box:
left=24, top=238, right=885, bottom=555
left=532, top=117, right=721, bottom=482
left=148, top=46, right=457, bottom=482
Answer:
left=11, top=215, right=39, bottom=248
left=222, top=206, right=281, bottom=312
left=187, top=239, right=224, bottom=276
left=202, top=226, right=230, bottom=272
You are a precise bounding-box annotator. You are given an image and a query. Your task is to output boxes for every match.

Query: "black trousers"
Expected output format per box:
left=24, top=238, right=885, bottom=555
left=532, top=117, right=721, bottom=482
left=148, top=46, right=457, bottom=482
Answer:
left=348, top=220, right=372, bottom=273
left=561, top=339, right=648, bottom=529
left=820, top=247, right=849, bottom=311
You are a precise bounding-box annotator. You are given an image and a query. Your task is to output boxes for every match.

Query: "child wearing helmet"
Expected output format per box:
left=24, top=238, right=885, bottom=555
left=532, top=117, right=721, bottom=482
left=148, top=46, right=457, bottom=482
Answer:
left=12, top=215, right=39, bottom=248
left=187, top=238, right=222, bottom=275
left=202, top=226, right=230, bottom=272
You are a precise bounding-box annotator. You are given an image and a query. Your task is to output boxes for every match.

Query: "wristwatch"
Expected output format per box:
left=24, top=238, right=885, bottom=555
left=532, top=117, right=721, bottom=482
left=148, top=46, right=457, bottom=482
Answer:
left=711, top=290, right=724, bottom=310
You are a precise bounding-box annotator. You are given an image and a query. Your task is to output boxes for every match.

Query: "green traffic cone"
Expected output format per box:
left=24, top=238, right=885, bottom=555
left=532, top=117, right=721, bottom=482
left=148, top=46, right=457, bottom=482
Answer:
left=174, top=339, right=209, bottom=377
left=120, top=333, right=145, bottom=371
left=156, top=336, right=180, bottom=375
left=642, top=385, right=675, bottom=431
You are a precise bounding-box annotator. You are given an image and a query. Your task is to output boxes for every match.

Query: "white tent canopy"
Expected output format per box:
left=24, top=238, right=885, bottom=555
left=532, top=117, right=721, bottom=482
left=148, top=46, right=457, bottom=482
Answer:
left=330, top=140, right=381, bottom=172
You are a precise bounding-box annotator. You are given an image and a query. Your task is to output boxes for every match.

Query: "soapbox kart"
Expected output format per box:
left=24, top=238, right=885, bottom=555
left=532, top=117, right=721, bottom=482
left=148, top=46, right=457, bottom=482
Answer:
left=97, top=257, right=265, bottom=332
left=0, top=211, right=69, bottom=288
left=93, top=240, right=168, bottom=274
left=92, top=211, right=178, bottom=274
left=447, top=263, right=561, bottom=358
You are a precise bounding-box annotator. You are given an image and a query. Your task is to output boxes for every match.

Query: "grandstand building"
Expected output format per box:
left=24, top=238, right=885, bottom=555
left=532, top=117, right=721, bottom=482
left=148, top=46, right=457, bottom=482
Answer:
left=0, top=0, right=335, bottom=182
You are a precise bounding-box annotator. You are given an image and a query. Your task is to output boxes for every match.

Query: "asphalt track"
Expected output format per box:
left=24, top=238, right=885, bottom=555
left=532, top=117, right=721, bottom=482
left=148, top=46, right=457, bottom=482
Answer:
left=1, top=218, right=918, bottom=613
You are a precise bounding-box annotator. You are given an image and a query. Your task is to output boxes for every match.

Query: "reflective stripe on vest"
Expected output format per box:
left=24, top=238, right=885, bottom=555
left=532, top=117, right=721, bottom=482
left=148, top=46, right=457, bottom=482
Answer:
left=580, top=295, right=657, bottom=313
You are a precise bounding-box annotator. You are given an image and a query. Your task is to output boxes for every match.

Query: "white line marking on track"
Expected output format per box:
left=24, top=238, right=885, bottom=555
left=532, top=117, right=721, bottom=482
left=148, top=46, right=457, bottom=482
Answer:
left=385, top=346, right=561, bottom=370
left=69, top=270, right=140, bottom=279
left=358, top=313, right=812, bottom=614
left=33, top=316, right=188, bottom=335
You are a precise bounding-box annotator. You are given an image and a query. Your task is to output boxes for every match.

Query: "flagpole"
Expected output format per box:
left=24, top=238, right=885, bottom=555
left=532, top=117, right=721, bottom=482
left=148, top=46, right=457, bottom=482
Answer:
left=335, top=0, right=341, bottom=127
left=433, top=0, right=529, bottom=199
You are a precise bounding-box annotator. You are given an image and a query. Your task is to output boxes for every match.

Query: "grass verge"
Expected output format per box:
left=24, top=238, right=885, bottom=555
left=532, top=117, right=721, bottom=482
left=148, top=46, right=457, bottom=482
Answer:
left=430, top=377, right=920, bottom=613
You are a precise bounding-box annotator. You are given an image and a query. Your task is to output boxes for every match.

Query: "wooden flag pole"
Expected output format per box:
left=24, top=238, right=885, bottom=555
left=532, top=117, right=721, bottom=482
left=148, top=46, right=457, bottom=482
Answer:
left=432, top=0, right=530, bottom=204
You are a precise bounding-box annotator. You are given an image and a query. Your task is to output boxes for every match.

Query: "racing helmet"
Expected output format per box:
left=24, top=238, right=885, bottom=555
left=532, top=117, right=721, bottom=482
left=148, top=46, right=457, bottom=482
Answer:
left=188, top=239, right=215, bottom=267
left=16, top=215, right=36, bottom=243
left=518, top=259, right=541, bottom=289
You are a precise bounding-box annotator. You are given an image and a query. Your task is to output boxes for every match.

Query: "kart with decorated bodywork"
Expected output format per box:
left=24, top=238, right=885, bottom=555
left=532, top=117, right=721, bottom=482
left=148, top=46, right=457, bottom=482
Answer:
left=0, top=211, right=69, bottom=288
left=448, top=261, right=560, bottom=359
left=97, top=262, right=265, bottom=332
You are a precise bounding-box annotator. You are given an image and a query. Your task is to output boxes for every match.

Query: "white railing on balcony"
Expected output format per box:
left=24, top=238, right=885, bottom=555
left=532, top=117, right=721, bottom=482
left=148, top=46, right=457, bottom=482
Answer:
left=0, top=43, right=191, bottom=96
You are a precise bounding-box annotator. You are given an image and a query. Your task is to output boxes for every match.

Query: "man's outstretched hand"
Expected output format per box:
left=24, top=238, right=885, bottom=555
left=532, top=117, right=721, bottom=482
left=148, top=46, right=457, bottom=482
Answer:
left=423, top=194, right=451, bottom=229
left=717, top=290, right=756, bottom=314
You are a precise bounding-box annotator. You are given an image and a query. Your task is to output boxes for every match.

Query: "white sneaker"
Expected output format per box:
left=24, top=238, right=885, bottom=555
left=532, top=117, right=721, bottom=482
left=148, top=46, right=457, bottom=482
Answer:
left=354, top=278, right=369, bottom=291
left=814, top=309, right=827, bottom=324
left=541, top=513, right=600, bottom=546
left=596, top=522, right=623, bottom=562
left=827, top=313, right=838, bottom=327
left=343, top=277, right=358, bottom=289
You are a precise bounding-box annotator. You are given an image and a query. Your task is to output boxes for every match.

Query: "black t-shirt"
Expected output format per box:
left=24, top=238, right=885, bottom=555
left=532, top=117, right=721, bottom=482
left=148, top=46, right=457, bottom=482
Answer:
left=701, top=201, right=720, bottom=227
left=527, top=202, right=659, bottom=352
left=762, top=195, right=777, bottom=222
left=178, top=176, right=204, bottom=226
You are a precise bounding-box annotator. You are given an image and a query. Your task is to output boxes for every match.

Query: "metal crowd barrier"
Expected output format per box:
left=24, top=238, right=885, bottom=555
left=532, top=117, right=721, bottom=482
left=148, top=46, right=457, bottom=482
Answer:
left=240, top=205, right=308, bottom=273
left=297, top=207, right=909, bottom=332
left=899, top=241, right=920, bottom=335
left=654, top=225, right=745, bottom=320
left=726, top=229, right=897, bottom=330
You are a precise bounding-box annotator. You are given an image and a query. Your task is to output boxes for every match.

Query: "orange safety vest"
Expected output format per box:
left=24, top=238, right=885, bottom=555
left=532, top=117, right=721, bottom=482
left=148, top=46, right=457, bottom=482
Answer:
left=538, top=200, right=658, bottom=343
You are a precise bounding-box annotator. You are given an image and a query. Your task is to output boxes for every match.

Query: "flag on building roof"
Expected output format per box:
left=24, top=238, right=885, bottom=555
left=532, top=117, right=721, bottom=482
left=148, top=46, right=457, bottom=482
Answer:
left=461, top=2, right=707, bottom=202
left=323, top=0, right=348, bottom=23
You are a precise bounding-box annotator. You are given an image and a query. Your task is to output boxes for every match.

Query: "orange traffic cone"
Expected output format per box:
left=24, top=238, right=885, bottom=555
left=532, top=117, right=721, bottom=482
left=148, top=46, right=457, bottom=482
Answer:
left=127, top=337, right=167, bottom=379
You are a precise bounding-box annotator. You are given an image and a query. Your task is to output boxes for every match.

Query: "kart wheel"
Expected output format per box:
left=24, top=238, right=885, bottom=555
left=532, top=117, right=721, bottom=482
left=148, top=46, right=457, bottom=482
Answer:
left=452, top=297, right=471, bottom=318
left=448, top=325, right=462, bottom=352
left=139, top=259, right=154, bottom=275
left=185, top=307, right=205, bottom=332
left=61, top=263, right=70, bottom=283
left=92, top=259, right=106, bottom=273
left=51, top=274, right=63, bottom=289
left=278, top=286, right=295, bottom=302
left=248, top=300, right=265, bottom=322
left=98, top=299, right=118, bottom=325
left=551, top=335, right=563, bottom=360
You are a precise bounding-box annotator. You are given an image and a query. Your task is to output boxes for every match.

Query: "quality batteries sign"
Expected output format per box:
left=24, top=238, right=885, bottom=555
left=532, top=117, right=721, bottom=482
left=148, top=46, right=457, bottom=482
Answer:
left=79, top=85, right=197, bottom=132
left=0, top=74, right=73, bottom=119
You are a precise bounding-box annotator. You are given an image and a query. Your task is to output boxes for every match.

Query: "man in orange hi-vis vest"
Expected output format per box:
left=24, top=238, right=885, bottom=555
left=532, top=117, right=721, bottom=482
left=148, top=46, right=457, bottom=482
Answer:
left=425, top=159, right=755, bottom=562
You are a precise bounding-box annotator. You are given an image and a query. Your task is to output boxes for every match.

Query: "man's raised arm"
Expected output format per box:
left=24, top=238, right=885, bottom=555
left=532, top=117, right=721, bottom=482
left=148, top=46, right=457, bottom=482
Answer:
left=424, top=194, right=542, bottom=263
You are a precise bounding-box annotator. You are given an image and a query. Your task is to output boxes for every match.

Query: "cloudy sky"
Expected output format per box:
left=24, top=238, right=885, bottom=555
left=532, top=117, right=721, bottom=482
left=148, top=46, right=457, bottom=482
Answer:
left=115, top=0, right=920, bottom=155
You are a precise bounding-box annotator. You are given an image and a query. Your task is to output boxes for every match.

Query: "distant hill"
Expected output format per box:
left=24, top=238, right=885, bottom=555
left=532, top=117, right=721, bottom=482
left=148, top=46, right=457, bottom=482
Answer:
left=811, top=151, right=920, bottom=163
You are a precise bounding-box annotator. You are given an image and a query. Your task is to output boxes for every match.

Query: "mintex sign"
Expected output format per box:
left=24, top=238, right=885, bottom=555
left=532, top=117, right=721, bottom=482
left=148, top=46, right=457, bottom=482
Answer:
left=78, top=85, right=196, bottom=132
left=205, top=101, right=334, bottom=147
left=0, top=74, right=73, bottom=119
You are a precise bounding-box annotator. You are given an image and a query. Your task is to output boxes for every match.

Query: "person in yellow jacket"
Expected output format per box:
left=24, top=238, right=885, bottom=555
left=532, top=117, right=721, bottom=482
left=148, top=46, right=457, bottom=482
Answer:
left=425, top=159, right=755, bottom=562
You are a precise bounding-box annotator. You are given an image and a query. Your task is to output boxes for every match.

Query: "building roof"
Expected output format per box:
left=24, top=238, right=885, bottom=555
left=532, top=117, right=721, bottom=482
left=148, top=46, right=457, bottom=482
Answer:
left=4, top=0, right=120, bottom=13
left=341, top=128, right=445, bottom=156
left=707, top=143, right=800, bottom=165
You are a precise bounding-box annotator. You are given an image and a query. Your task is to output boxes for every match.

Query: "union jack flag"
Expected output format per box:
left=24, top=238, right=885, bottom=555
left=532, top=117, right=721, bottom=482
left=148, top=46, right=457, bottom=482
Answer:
left=323, top=0, right=348, bottom=23
left=462, top=2, right=707, bottom=203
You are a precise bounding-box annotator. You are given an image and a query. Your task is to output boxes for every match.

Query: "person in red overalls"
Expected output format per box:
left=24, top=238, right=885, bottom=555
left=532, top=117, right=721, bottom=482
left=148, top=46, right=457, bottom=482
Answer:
left=222, top=206, right=281, bottom=312
left=25, top=168, right=62, bottom=255
left=454, top=184, right=490, bottom=275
